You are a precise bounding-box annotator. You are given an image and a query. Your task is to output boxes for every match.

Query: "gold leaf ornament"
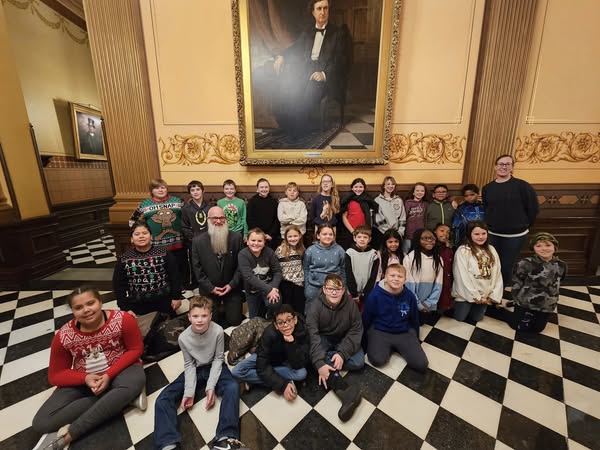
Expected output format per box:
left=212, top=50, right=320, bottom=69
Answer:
left=515, top=132, right=600, bottom=163
left=389, top=133, right=465, bottom=164
left=159, top=134, right=240, bottom=165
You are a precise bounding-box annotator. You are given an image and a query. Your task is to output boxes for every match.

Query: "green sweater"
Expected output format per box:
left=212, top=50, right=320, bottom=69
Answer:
left=217, top=196, right=248, bottom=236
left=130, top=196, right=183, bottom=249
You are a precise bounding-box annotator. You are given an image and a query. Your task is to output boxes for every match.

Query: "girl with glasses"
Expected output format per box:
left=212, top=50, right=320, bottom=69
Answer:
left=310, top=173, right=340, bottom=232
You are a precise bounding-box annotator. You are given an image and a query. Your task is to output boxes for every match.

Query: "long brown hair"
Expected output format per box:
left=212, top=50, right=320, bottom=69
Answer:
left=279, top=225, right=306, bottom=257
left=317, top=173, right=340, bottom=214
left=465, top=221, right=495, bottom=264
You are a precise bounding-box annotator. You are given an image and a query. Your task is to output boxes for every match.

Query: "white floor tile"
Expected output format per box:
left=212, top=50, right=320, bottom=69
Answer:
left=7, top=319, right=55, bottom=346
left=313, top=390, right=376, bottom=440
left=157, top=352, right=185, bottom=382
left=187, top=394, right=249, bottom=444
left=441, top=380, right=502, bottom=438
left=72, top=256, right=95, bottom=263
left=17, top=291, right=49, bottom=300
left=378, top=382, right=438, bottom=439
left=420, top=324, right=433, bottom=340
left=561, top=286, right=590, bottom=294
left=503, top=380, right=567, bottom=435
left=123, top=388, right=163, bottom=444
left=0, top=386, right=54, bottom=441
left=494, top=440, right=514, bottom=450
left=511, top=341, right=562, bottom=377
left=558, top=295, right=595, bottom=311
left=13, top=299, right=53, bottom=319
left=558, top=315, right=600, bottom=338
left=0, top=319, right=12, bottom=335
left=560, top=341, right=600, bottom=371
left=434, top=316, right=475, bottom=340
left=0, top=300, right=17, bottom=313
left=568, top=438, right=592, bottom=450
left=563, top=379, right=600, bottom=420
left=329, top=132, right=363, bottom=146
left=250, top=391, right=312, bottom=441
left=0, top=347, right=6, bottom=366
left=476, top=316, right=515, bottom=340
left=53, top=304, right=72, bottom=318
left=344, top=121, right=375, bottom=133
left=421, top=343, right=461, bottom=379
left=462, top=341, right=511, bottom=377
left=95, top=256, right=117, bottom=264
left=539, top=321, right=560, bottom=339
left=366, top=352, right=407, bottom=380
left=0, top=348, right=51, bottom=385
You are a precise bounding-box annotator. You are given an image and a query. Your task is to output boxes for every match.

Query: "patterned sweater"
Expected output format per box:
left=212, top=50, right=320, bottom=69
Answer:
left=49, top=310, right=143, bottom=386
left=402, top=251, right=443, bottom=311
left=512, top=255, right=567, bottom=312
left=275, top=246, right=304, bottom=287
left=129, top=196, right=184, bottom=249
left=112, top=245, right=181, bottom=315
left=217, top=197, right=248, bottom=236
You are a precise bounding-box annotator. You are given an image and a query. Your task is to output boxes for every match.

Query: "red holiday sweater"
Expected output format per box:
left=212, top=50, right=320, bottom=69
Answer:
left=48, top=310, right=143, bottom=387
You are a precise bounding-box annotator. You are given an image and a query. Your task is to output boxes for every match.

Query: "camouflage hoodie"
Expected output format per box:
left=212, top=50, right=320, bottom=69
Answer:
left=511, top=255, right=567, bottom=312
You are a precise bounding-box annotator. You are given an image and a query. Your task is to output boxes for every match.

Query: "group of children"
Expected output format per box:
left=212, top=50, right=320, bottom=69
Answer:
left=36, top=173, right=562, bottom=450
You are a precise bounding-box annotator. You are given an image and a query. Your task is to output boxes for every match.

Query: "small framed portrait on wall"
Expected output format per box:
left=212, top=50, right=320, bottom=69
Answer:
left=70, top=103, right=106, bottom=160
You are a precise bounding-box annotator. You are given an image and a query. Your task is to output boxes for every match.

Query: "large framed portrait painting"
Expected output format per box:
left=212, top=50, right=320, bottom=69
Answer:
left=70, top=103, right=107, bottom=161
left=233, top=0, right=401, bottom=165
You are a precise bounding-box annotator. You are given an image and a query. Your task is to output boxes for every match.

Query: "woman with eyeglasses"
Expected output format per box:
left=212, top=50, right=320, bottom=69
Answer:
left=402, top=228, right=443, bottom=325
left=482, top=154, right=539, bottom=286
left=231, top=304, right=309, bottom=401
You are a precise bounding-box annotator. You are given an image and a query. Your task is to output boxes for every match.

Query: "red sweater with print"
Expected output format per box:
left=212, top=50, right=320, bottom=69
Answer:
left=48, top=310, right=143, bottom=387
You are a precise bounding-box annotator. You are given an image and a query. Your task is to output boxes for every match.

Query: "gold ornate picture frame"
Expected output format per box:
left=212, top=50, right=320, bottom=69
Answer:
left=70, top=103, right=107, bottom=161
left=232, top=0, right=401, bottom=165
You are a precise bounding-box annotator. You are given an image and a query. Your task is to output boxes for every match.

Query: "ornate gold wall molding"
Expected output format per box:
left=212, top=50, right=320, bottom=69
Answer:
left=159, top=134, right=240, bottom=166
left=388, top=132, right=465, bottom=164
left=515, top=132, right=600, bottom=164
left=3, top=0, right=88, bottom=44
left=298, top=166, right=326, bottom=183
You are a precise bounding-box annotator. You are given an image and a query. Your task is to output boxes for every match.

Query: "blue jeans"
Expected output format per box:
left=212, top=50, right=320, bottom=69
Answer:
left=454, top=301, right=487, bottom=323
left=488, top=233, right=528, bottom=286
left=245, top=291, right=281, bottom=319
left=231, top=353, right=307, bottom=386
left=320, top=335, right=365, bottom=371
left=154, top=365, right=239, bottom=449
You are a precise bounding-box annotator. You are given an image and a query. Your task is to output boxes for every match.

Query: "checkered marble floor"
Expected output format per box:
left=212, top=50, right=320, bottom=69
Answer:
left=326, top=107, right=374, bottom=150
left=1, top=284, right=600, bottom=449
left=63, top=234, right=117, bottom=266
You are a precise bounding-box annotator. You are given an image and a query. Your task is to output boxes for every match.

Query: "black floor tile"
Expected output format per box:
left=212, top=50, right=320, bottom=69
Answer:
left=132, top=432, right=154, bottom=450
left=497, top=406, right=568, bottom=450
left=548, top=313, right=559, bottom=324
left=0, top=309, right=15, bottom=323
left=353, top=133, right=374, bottom=146
left=280, top=410, right=350, bottom=450
left=594, top=303, right=600, bottom=314
left=294, top=369, right=328, bottom=407
left=354, top=408, right=422, bottom=450
left=559, top=288, right=591, bottom=301
left=470, top=327, right=514, bottom=356
left=52, top=293, right=70, bottom=308
left=514, top=330, right=561, bottom=355
left=423, top=328, right=468, bottom=357
left=588, top=286, right=600, bottom=296
left=508, top=359, right=563, bottom=401
left=559, top=326, right=600, bottom=352
left=0, top=332, right=8, bottom=349
left=15, top=291, right=52, bottom=308
left=11, top=309, right=54, bottom=330
left=3, top=332, right=54, bottom=364
left=452, top=359, right=507, bottom=403
left=0, top=291, right=19, bottom=303
left=426, top=407, right=495, bottom=450
left=144, top=363, right=170, bottom=396
left=561, top=358, right=600, bottom=391
left=55, top=314, right=74, bottom=330
left=397, top=367, right=450, bottom=405
left=240, top=384, right=271, bottom=409
left=69, top=414, right=133, bottom=450
left=342, top=363, right=394, bottom=406
left=177, top=411, right=206, bottom=450
left=567, top=405, right=600, bottom=450
left=240, top=410, right=279, bottom=450
left=557, top=304, right=599, bottom=323
left=0, top=426, right=41, bottom=450
left=0, top=368, right=51, bottom=409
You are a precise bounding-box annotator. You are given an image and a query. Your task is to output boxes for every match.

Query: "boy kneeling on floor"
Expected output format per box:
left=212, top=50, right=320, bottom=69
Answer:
left=362, top=264, right=428, bottom=372
left=154, top=296, right=248, bottom=450
left=232, top=304, right=309, bottom=401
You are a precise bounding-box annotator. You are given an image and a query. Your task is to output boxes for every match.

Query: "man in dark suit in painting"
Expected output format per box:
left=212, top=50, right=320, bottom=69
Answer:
left=80, top=117, right=103, bottom=156
left=271, top=0, right=351, bottom=139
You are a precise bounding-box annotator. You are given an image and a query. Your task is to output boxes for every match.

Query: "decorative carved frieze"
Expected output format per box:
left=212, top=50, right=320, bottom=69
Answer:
left=388, top=132, right=465, bottom=164
left=515, top=132, right=600, bottom=164
left=159, top=134, right=240, bottom=166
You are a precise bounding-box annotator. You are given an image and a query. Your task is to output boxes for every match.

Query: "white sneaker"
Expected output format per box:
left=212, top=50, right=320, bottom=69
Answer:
left=212, top=437, right=250, bottom=450
left=131, top=386, right=148, bottom=411
left=33, top=432, right=57, bottom=450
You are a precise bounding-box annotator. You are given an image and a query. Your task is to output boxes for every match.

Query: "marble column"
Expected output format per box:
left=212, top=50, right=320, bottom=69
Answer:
left=463, top=0, right=538, bottom=187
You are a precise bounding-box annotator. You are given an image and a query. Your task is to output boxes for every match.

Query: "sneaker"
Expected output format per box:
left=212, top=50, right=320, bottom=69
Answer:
left=33, top=432, right=58, bottom=450
left=212, top=437, right=250, bottom=450
left=131, top=386, right=148, bottom=411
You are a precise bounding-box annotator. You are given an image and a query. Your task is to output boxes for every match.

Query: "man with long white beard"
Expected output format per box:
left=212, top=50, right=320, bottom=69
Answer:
left=192, top=206, right=244, bottom=326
